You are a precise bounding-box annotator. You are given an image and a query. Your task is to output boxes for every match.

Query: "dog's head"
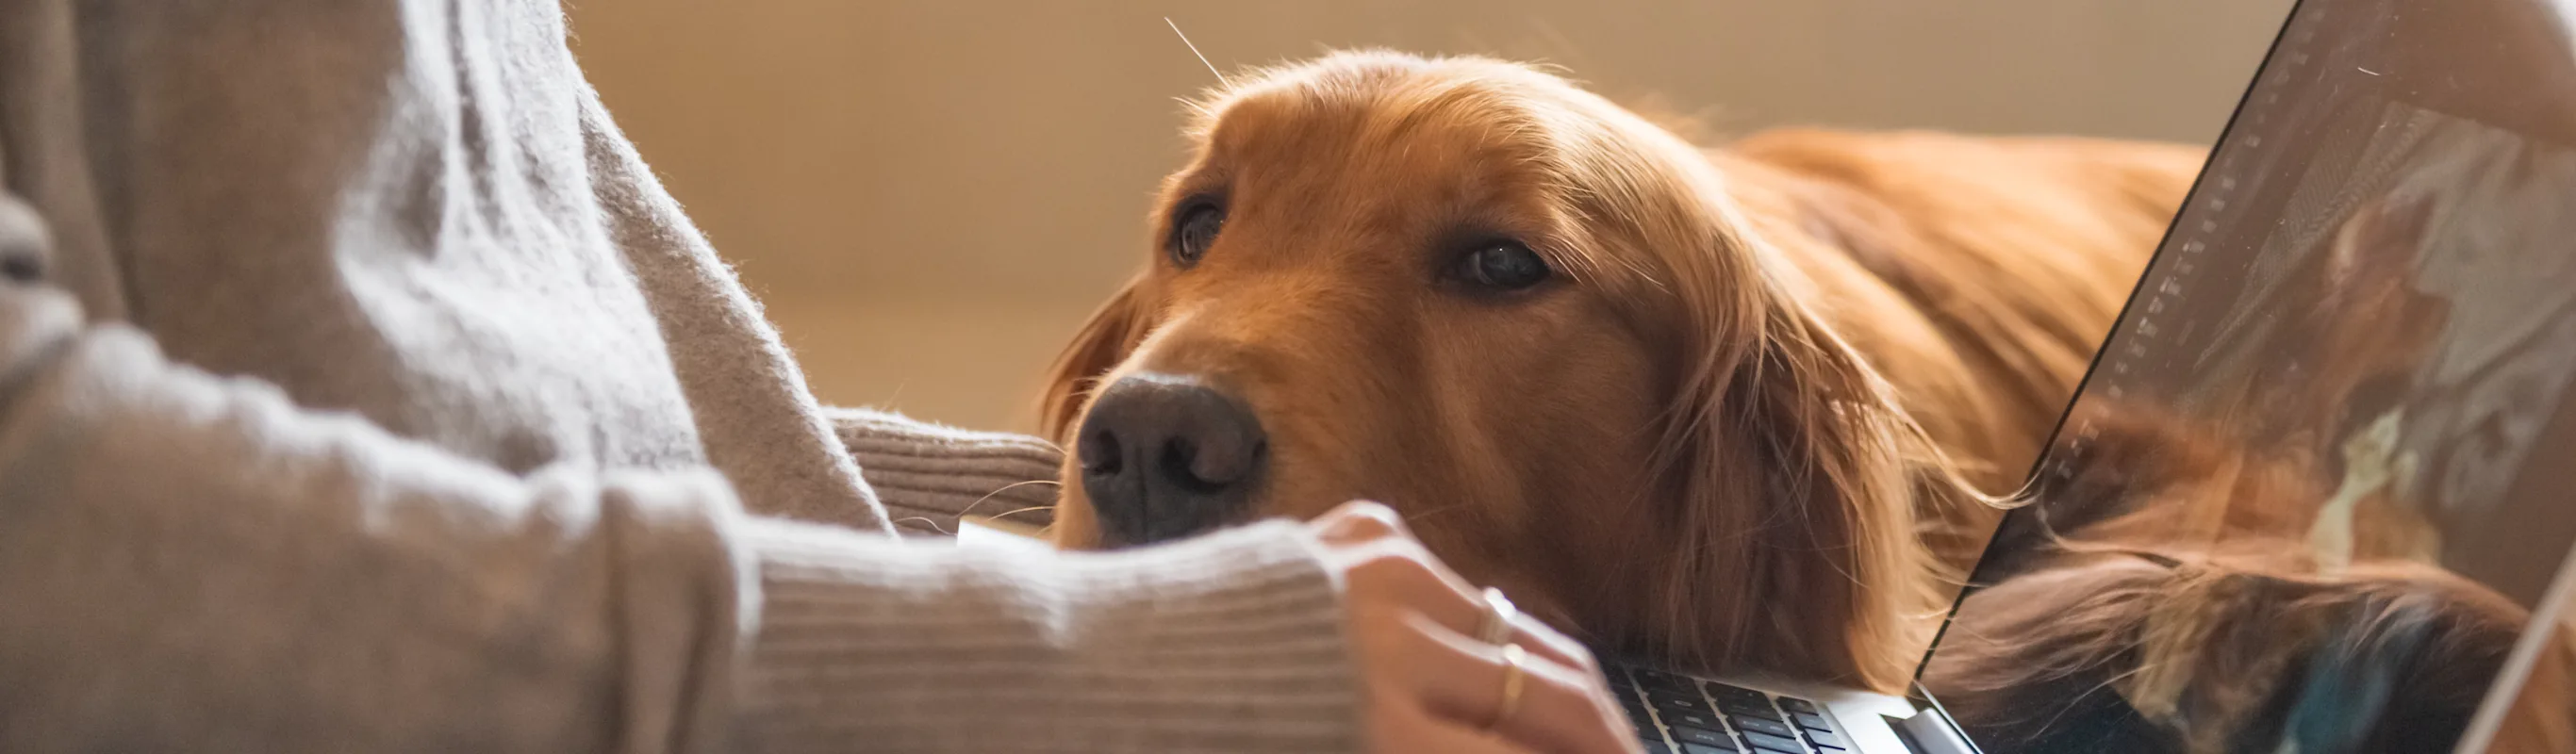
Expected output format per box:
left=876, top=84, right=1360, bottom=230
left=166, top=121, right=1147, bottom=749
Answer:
left=1039, top=51, right=1961, bottom=689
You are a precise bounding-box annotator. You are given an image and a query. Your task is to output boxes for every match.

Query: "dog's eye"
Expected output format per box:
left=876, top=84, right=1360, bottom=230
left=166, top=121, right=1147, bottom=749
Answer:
left=1452, top=241, right=1552, bottom=292
left=1169, top=203, right=1226, bottom=268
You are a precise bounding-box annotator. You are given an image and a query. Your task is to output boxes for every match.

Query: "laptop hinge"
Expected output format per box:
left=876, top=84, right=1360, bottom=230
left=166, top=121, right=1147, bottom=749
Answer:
left=1887, top=712, right=1979, bottom=754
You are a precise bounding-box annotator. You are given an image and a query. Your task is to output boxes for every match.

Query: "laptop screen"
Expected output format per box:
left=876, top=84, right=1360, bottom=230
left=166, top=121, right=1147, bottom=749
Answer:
left=1917, top=0, right=2576, bottom=751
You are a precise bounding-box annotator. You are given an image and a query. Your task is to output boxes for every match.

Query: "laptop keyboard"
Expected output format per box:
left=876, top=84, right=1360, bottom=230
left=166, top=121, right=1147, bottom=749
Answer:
left=1605, top=660, right=1849, bottom=754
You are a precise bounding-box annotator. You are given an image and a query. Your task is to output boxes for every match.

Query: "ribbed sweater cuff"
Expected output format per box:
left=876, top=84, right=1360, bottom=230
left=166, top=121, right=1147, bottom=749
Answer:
left=734, top=516, right=1362, bottom=753
left=822, top=407, right=1061, bottom=536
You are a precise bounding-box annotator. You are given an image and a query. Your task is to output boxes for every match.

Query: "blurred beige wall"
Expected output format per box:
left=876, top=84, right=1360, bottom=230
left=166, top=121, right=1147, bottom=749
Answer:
left=565, top=0, right=2294, bottom=434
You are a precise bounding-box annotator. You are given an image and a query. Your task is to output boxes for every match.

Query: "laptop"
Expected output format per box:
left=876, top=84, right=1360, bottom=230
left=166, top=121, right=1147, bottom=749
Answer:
left=1605, top=0, right=2576, bottom=751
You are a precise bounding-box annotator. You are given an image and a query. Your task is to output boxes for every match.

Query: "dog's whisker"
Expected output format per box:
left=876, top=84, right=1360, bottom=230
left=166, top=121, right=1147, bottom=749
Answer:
left=952, top=478, right=1065, bottom=521
left=1163, top=18, right=1229, bottom=89
left=891, top=516, right=955, bottom=536
left=986, top=504, right=1056, bottom=523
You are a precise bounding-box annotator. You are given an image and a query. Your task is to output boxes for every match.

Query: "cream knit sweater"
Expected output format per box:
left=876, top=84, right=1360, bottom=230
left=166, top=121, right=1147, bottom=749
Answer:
left=0, top=0, right=1360, bottom=751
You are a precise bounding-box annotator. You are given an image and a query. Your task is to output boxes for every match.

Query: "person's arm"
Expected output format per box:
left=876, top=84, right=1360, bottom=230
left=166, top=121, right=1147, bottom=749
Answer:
left=0, top=274, right=750, bottom=751
left=0, top=234, right=1361, bottom=753
left=736, top=516, right=1356, bottom=751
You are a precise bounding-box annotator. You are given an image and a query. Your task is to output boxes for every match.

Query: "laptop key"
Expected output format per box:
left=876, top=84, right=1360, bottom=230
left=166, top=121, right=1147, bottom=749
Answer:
left=1668, top=725, right=1735, bottom=748
left=1660, top=709, right=1726, bottom=731
left=1731, top=715, right=1796, bottom=739
left=1707, top=682, right=1769, bottom=702
left=1650, top=691, right=1713, bottom=713
left=1792, top=712, right=1833, bottom=732
left=1623, top=698, right=1651, bottom=716
left=1640, top=740, right=1675, bottom=754
left=1684, top=742, right=1742, bottom=754
left=1804, top=728, right=1848, bottom=750
left=1775, top=696, right=1820, bottom=714
left=1741, top=729, right=1805, bottom=754
left=1717, top=697, right=1783, bottom=720
left=1635, top=669, right=1699, bottom=690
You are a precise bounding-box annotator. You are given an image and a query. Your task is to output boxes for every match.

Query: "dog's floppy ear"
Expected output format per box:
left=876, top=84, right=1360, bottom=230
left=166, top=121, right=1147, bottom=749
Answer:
left=1646, top=193, right=1976, bottom=693
left=1039, top=274, right=1158, bottom=442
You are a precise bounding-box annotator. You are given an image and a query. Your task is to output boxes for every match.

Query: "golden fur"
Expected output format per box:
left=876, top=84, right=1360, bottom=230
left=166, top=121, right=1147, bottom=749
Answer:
left=1038, top=50, right=2201, bottom=693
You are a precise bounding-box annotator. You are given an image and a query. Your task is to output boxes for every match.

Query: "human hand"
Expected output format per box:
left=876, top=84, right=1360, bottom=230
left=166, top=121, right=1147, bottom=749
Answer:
left=1309, top=500, right=1643, bottom=754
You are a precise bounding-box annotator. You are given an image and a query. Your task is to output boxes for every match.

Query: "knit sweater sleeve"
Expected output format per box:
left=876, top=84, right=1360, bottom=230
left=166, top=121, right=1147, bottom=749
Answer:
left=0, top=277, right=1362, bottom=753
left=736, top=517, right=1360, bottom=752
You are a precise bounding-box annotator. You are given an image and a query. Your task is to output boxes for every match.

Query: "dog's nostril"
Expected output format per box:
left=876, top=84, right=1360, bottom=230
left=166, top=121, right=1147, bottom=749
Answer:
left=1080, top=429, right=1124, bottom=476
left=1180, top=434, right=1262, bottom=488
left=1156, top=435, right=1255, bottom=493
left=1159, top=438, right=1206, bottom=491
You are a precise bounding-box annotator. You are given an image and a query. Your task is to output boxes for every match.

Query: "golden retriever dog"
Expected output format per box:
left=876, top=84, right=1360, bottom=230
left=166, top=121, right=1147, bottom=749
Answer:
left=1037, top=50, right=2200, bottom=692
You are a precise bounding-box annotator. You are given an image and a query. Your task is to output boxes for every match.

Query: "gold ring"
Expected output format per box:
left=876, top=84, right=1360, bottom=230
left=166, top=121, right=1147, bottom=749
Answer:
left=1490, top=642, right=1529, bottom=731
left=1478, top=586, right=1518, bottom=645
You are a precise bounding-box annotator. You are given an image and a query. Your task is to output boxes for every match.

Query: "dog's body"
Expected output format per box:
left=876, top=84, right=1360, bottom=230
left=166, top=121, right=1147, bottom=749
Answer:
left=1706, top=130, right=2202, bottom=566
left=1716, top=129, right=2199, bottom=490
left=1040, top=51, right=2200, bottom=692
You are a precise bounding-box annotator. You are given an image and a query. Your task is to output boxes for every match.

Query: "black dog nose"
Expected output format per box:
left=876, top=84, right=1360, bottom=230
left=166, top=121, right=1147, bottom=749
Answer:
left=1076, top=374, right=1268, bottom=547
